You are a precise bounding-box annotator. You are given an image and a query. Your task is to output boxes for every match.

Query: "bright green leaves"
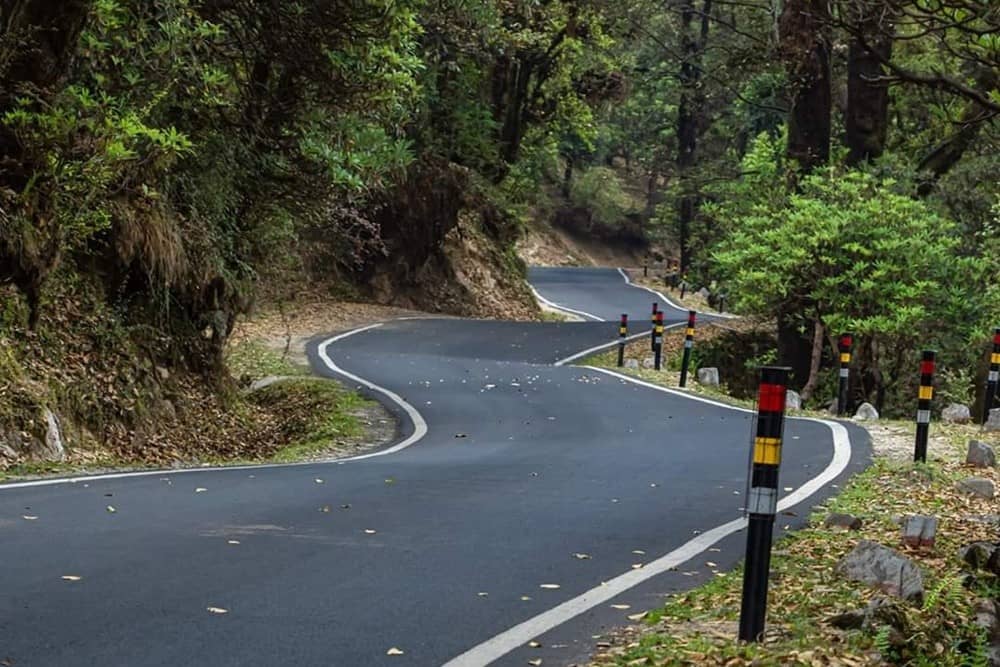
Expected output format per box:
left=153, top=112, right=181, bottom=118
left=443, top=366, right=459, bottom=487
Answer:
left=711, top=137, right=972, bottom=348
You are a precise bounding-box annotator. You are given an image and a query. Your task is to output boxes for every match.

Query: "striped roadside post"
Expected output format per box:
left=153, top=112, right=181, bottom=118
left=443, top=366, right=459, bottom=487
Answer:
left=914, top=350, right=936, bottom=463
left=982, top=328, right=1000, bottom=424
left=738, top=366, right=790, bottom=643
left=617, top=314, right=628, bottom=368
left=653, top=312, right=665, bottom=371
left=650, top=303, right=659, bottom=351
left=837, top=333, right=853, bottom=416
left=678, top=310, right=696, bottom=388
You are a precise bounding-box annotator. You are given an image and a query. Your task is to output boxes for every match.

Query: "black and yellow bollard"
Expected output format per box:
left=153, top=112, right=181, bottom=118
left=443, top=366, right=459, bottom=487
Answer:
left=982, top=329, right=1000, bottom=424
left=650, top=303, right=659, bottom=351
left=914, top=350, right=936, bottom=463
left=617, top=314, right=628, bottom=368
left=738, top=366, right=790, bottom=643
left=837, top=333, right=853, bottom=416
left=678, top=310, right=696, bottom=388
left=653, top=312, right=664, bottom=371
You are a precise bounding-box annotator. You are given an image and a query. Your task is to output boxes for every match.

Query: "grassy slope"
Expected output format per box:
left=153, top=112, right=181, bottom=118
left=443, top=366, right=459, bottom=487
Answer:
left=586, top=336, right=999, bottom=666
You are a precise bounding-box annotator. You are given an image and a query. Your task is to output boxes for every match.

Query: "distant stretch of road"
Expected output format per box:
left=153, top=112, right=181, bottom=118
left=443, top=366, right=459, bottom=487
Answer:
left=0, top=267, right=869, bottom=666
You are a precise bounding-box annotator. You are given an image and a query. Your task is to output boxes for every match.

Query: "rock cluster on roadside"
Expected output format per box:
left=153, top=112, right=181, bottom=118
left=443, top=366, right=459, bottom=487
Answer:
left=785, top=390, right=801, bottom=410
left=624, top=359, right=639, bottom=369
left=836, top=540, right=924, bottom=603
left=697, top=367, right=719, bottom=387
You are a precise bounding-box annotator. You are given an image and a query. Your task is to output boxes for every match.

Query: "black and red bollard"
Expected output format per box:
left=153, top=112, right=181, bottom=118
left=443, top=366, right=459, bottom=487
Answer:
left=678, top=310, right=696, bottom=388
left=653, top=312, right=664, bottom=371
left=738, top=366, right=790, bottom=643
left=914, top=350, right=936, bottom=463
left=617, top=314, right=628, bottom=368
left=982, top=329, right=1000, bottom=424
left=650, top=303, right=659, bottom=351
left=837, top=333, right=853, bottom=416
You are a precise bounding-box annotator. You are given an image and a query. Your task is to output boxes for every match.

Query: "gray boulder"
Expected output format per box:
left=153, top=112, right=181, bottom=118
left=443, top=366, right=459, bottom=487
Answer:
left=836, top=540, right=924, bottom=603
left=785, top=390, right=802, bottom=411
left=959, top=542, right=1000, bottom=575
left=942, top=403, right=972, bottom=424
left=966, top=440, right=997, bottom=468
left=641, top=357, right=655, bottom=369
left=956, top=476, right=996, bottom=499
left=697, top=287, right=711, bottom=299
left=696, top=367, right=720, bottom=387
left=901, top=515, right=938, bottom=548
left=985, top=408, right=1000, bottom=432
left=853, top=402, right=880, bottom=421
left=624, top=359, right=639, bottom=370
left=823, top=513, right=862, bottom=531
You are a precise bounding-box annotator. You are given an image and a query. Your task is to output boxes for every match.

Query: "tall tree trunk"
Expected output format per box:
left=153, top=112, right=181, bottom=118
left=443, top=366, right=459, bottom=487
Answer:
left=799, top=318, right=825, bottom=402
left=845, top=7, right=893, bottom=165
left=778, top=0, right=831, bottom=174
left=675, top=0, right=711, bottom=273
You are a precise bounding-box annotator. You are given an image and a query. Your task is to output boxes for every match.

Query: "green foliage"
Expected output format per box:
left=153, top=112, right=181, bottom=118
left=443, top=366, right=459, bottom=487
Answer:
left=569, top=166, right=636, bottom=227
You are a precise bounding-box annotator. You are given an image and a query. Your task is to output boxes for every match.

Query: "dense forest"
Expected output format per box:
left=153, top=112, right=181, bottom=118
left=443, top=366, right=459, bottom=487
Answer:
left=1, top=1, right=998, bottom=459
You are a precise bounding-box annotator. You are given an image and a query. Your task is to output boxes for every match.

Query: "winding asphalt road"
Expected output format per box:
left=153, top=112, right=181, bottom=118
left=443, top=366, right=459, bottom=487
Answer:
left=1, top=267, right=869, bottom=666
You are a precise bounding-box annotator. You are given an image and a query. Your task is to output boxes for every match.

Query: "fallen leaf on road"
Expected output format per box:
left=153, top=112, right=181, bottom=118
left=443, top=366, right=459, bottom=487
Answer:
left=315, top=479, right=324, bottom=484
left=227, top=540, right=240, bottom=545
left=22, top=515, right=37, bottom=520
left=384, top=478, right=394, bottom=484
left=61, top=575, right=82, bottom=581
left=528, top=641, right=541, bottom=648
left=520, top=596, right=532, bottom=601
left=206, top=607, right=228, bottom=614
left=478, top=592, right=489, bottom=597
left=341, top=504, right=351, bottom=509
left=627, top=612, right=647, bottom=622
left=631, top=563, right=643, bottom=569
left=706, top=561, right=717, bottom=568
left=528, top=660, right=542, bottom=666
left=455, top=433, right=468, bottom=438
left=632, top=550, right=645, bottom=555
left=106, top=505, right=116, bottom=513
left=539, top=584, right=560, bottom=589
left=319, top=505, right=331, bottom=513
left=195, top=488, right=207, bottom=493
left=386, top=648, right=404, bottom=656
left=573, top=553, right=591, bottom=560
left=610, top=604, right=630, bottom=610
left=364, top=529, right=377, bottom=534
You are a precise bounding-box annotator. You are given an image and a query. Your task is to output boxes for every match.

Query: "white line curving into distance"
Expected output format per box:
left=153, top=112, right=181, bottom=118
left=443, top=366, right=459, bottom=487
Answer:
left=617, top=266, right=739, bottom=319
left=529, top=284, right=603, bottom=322
left=0, top=294, right=857, bottom=667
left=554, top=323, right=685, bottom=366
left=443, top=365, right=853, bottom=667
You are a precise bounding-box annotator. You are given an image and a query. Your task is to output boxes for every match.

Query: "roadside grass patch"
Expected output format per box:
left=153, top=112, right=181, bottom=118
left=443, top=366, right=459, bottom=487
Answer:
left=591, top=425, right=999, bottom=666
left=225, top=339, right=308, bottom=381
left=249, top=379, right=373, bottom=463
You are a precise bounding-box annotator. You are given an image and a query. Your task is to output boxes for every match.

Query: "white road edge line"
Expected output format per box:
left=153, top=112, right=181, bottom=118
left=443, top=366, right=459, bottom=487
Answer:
left=443, top=367, right=853, bottom=667
left=617, top=267, right=739, bottom=320
left=554, top=323, right=685, bottom=367
left=0, top=323, right=428, bottom=490
left=529, top=284, right=603, bottom=322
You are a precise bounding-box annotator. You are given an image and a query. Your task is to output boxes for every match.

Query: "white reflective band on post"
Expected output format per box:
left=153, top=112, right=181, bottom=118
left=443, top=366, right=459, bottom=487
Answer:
left=839, top=368, right=849, bottom=378
left=990, top=370, right=999, bottom=382
left=916, top=409, right=931, bottom=424
left=684, top=340, right=693, bottom=349
left=747, top=487, right=777, bottom=515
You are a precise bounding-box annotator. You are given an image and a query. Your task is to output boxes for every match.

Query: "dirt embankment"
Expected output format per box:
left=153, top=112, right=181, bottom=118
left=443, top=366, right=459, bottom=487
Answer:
left=517, top=219, right=648, bottom=268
